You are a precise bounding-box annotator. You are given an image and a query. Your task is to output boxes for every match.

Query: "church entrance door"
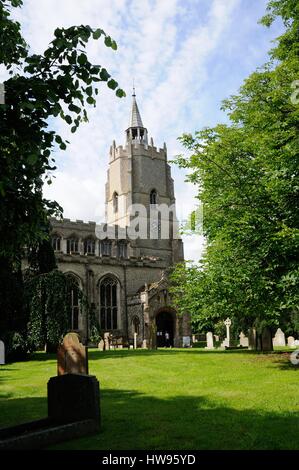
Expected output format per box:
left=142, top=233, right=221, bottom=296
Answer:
left=156, top=311, right=174, bottom=347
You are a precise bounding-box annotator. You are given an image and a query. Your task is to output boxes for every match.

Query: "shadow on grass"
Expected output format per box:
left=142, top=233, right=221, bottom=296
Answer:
left=1, top=389, right=298, bottom=450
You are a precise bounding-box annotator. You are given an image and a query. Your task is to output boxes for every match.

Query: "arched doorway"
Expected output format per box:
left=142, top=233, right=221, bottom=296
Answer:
left=156, top=310, right=174, bottom=347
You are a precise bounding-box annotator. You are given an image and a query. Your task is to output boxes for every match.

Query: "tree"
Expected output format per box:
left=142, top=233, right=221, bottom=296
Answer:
left=172, top=0, right=299, bottom=349
left=0, top=0, right=125, bottom=350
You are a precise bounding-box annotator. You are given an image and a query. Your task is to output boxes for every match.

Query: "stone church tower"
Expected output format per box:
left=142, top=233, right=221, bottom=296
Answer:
left=48, top=90, right=190, bottom=348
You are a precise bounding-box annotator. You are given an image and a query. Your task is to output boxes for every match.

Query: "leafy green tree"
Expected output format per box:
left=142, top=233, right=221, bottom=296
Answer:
left=0, top=0, right=125, bottom=349
left=172, top=0, right=299, bottom=349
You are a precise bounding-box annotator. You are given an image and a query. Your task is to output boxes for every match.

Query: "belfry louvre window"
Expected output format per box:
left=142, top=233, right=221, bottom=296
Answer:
left=67, top=238, right=78, bottom=254
left=100, top=277, right=118, bottom=330
left=150, top=189, right=157, bottom=205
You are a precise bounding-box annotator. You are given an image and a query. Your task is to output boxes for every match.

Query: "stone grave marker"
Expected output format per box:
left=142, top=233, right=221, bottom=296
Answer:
left=0, top=340, right=4, bottom=365
left=57, top=332, right=88, bottom=376
left=98, top=339, right=104, bottom=351
left=205, top=332, right=214, bottom=349
left=239, top=332, right=249, bottom=347
left=221, top=318, right=231, bottom=348
left=273, top=328, right=286, bottom=347
left=287, top=336, right=295, bottom=348
left=104, top=332, right=111, bottom=351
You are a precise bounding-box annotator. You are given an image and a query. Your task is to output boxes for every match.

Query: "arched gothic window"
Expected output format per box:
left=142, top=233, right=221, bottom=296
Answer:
left=150, top=189, right=157, bottom=205
left=84, top=238, right=95, bottom=255
left=100, top=239, right=112, bottom=256
left=113, top=192, right=118, bottom=213
left=67, top=237, right=79, bottom=254
left=100, top=277, right=118, bottom=330
left=51, top=235, right=61, bottom=252
left=66, top=275, right=80, bottom=330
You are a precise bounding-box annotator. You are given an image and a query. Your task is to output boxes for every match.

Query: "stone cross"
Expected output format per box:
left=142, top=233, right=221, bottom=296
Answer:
left=206, top=332, right=214, bottom=350
left=57, top=332, right=88, bottom=376
left=0, top=340, right=5, bottom=365
left=224, top=318, right=232, bottom=346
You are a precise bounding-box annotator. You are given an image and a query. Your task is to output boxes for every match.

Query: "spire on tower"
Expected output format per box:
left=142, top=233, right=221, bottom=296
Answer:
left=129, top=88, right=144, bottom=128
left=126, top=86, right=148, bottom=145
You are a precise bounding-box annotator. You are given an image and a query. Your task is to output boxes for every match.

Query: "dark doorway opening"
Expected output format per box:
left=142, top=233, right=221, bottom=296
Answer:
left=156, top=311, right=174, bottom=347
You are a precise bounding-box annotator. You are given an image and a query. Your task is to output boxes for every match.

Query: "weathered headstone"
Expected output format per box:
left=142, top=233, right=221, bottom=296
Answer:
left=273, top=328, right=286, bottom=347
left=239, top=332, right=249, bottom=347
left=182, top=336, right=191, bottom=348
left=98, top=339, right=104, bottom=351
left=142, top=339, right=147, bottom=349
left=205, top=332, right=214, bottom=349
left=104, top=332, right=111, bottom=351
left=287, top=336, right=296, bottom=348
left=221, top=318, right=231, bottom=348
left=57, top=332, right=88, bottom=376
left=214, top=335, right=219, bottom=342
left=0, top=340, right=5, bottom=365
left=248, top=328, right=257, bottom=350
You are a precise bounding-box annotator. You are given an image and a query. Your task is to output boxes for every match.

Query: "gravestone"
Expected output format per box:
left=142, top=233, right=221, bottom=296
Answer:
left=104, top=332, right=111, bottom=351
left=205, top=332, right=214, bottom=349
left=98, top=339, right=104, bottom=351
left=0, top=340, right=4, bottom=365
left=142, top=339, right=147, bottom=349
left=221, top=318, right=232, bottom=348
left=214, top=335, right=219, bottom=342
left=239, top=332, right=249, bottom=347
left=287, top=336, right=296, bottom=348
left=273, top=328, right=286, bottom=347
left=57, top=332, right=88, bottom=376
left=248, top=328, right=257, bottom=350
left=182, top=336, right=191, bottom=348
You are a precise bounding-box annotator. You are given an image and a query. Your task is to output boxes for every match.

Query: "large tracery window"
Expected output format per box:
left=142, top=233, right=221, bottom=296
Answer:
left=100, top=277, right=118, bottom=330
left=67, top=275, right=80, bottom=330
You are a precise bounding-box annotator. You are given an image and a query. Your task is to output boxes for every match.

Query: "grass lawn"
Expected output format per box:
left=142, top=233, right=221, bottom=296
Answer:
left=0, top=348, right=298, bottom=450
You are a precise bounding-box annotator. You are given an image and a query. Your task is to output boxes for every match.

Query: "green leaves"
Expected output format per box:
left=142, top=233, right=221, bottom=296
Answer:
left=173, top=0, right=299, bottom=336
left=93, top=28, right=103, bottom=40
left=107, top=78, right=118, bottom=90
left=104, top=35, right=117, bottom=50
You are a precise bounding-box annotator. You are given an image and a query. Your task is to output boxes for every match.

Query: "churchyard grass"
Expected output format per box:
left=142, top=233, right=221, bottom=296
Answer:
left=0, top=348, right=298, bottom=450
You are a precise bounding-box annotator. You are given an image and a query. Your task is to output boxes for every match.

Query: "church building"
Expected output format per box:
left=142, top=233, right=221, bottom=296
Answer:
left=50, top=90, right=191, bottom=348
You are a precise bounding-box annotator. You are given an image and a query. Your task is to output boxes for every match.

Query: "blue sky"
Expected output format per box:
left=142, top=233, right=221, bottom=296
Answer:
left=2, top=0, right=284, bottom=261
